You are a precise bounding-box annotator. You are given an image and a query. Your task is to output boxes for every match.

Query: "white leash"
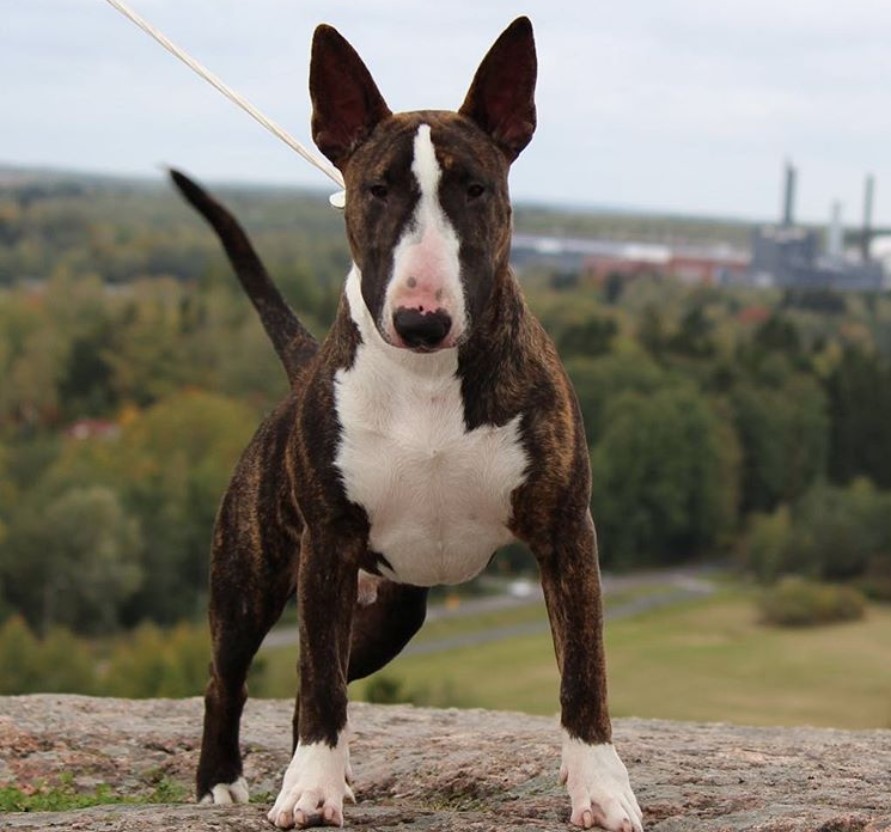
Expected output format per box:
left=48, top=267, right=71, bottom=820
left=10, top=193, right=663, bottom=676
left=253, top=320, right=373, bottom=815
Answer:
left=103, top=0, right=347, bottom=208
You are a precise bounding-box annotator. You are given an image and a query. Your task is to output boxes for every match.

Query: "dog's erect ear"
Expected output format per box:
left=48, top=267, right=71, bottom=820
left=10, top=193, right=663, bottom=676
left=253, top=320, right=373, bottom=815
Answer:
left=310, top=24, right=392, bottom=168
left=459, top=17, right=537, bottom=162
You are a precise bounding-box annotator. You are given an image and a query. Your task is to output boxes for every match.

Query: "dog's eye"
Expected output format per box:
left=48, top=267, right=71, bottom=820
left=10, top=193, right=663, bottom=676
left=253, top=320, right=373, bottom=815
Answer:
left=369, top=183, right=389, bottom=200
left=466, top=183, right=486, bottom=201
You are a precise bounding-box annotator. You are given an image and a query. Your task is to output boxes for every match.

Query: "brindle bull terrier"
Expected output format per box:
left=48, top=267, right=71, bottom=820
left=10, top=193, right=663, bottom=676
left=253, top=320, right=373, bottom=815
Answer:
left=170, top=16, right=642, bottom=832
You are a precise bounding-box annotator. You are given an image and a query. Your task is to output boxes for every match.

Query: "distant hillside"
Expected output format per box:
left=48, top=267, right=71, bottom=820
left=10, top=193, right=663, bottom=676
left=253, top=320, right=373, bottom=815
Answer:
left=0, top=164, right=760, bottom=289
left=513, top=203, right=757, bottom=248
left=0, top=164, right=347, bottom=287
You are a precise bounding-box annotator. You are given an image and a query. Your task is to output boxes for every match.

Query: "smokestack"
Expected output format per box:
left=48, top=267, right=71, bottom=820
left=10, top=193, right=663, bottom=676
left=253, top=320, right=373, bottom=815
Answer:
left=782, top=160, right=796, bottom=227
left=828, top=201, right=843, bottom=259
left=862, top=174, right=875, bottom=261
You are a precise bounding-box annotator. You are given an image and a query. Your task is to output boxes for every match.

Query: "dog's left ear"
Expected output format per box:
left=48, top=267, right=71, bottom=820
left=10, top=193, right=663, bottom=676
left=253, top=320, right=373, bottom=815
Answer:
left=459, top=16, right=537, bottom=162
left=310, top=24, right=392, bottom=168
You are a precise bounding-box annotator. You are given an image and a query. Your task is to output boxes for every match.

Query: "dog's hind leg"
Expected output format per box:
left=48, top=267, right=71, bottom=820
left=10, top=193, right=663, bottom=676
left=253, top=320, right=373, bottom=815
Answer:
left=197, top=494, right=299, bottom=805
left=348, top=577, right=428, bottom=682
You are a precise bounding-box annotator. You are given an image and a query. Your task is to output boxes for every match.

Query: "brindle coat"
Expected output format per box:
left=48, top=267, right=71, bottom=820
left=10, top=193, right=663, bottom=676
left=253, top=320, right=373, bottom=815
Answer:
left=172, top=16, right=635, bottom=831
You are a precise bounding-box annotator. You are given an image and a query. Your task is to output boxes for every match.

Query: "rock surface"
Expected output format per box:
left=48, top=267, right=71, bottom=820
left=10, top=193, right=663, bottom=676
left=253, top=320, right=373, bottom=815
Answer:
left=0, top=695, right=889, bottom=831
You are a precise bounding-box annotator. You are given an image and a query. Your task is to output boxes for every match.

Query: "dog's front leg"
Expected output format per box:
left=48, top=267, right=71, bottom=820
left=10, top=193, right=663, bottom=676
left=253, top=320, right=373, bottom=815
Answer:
left=536, top=510, right=643, bottom=832
left=268, top=526, right=359, bottom=830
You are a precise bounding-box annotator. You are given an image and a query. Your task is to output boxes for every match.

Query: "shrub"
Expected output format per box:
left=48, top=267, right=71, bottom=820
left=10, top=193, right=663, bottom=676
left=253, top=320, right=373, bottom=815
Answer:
left=101, top=621, right=211, bottom=697
left=745, top=506, right=796, bottom=583
left=743, top=479, right=891, bottom=585
left=791, top=479, right=888, bottom=581
left=0, top=614, right=225, bottom=697
left=591, top=384, right=738, bottom=566
left=758, top=577, right=866, bottom=628
left=0, top=616, right=95, bottom=694
left=363, top=674, right=406, bottom=704
left=859, top=554, right=891, bottom=602
left=358, top=674, right=469, bottom=709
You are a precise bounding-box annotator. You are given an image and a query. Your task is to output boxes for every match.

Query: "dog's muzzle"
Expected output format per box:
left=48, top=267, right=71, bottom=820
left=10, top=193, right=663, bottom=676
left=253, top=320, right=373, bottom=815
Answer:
left=392, top=306, right=453, bottom=351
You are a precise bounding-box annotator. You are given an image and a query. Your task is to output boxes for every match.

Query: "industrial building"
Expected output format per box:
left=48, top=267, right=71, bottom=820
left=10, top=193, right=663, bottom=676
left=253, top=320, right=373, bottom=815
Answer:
left=510, top=234, right=749, bottom=286
left=510, top=163, right=888, bottom=292
left=741, top=164, right=887, bottom=291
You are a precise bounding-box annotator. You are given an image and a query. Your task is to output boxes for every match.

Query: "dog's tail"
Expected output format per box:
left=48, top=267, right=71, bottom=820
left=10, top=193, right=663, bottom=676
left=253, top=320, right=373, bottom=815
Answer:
left=169, top=169, right=318, bottom=383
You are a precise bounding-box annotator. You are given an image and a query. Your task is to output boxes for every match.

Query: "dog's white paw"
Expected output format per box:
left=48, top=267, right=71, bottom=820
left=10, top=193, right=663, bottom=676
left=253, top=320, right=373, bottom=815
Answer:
left=199, top=776, right=249, bottom=805
left=267, top=735, right=354, bottom=828
left=560, top=736, right=642, bottom=831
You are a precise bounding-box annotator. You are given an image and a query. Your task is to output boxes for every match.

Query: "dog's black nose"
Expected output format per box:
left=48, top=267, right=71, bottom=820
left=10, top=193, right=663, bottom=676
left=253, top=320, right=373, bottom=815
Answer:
left=393, top=307, right=452, bottom=350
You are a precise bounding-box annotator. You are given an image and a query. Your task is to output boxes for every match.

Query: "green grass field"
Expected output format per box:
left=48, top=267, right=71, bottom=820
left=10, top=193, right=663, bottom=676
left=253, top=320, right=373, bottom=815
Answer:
left=257, top=589, right=891, bottom=730
left=605, top=591, right=891, bottom=728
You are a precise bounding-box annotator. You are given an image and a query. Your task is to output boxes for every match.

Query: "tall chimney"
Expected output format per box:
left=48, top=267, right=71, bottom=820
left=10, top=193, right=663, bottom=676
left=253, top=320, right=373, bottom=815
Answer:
left=782, top=160, right=796, bottom=227
left=828, top=201, right=843, bottom=259
left=862, top=174, right=875, bottom=261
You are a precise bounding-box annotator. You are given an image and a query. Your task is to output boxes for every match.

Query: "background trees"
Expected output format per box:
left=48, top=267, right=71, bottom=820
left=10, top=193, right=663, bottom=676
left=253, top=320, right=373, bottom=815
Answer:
left=591, top=384, right=737, bottom=566
left=1, top=170, right=891, bottom=635
left=3, top=486, right=142, bottom=634
left=730, top=374, right=828, bottom=513
left=826, top=346, right=891, bottom=489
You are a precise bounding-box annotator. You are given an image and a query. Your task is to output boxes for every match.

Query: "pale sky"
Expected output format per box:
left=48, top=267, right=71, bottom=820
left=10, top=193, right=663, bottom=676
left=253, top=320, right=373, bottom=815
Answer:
left=4, top=0, right=891, bottom=225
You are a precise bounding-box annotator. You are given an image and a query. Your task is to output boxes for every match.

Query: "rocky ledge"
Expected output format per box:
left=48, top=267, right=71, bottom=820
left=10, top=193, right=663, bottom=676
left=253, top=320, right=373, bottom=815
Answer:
left=0, top=695, right=889, bottom=831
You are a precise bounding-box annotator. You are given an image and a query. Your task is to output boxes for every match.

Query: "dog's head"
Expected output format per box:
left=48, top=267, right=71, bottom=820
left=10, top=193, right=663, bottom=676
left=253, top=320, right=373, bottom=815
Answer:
left=310, top=18, right=536, bottom=353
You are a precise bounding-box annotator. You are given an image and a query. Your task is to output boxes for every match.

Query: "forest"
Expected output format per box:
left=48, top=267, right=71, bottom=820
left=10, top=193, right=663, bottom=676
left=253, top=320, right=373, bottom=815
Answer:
left=1, top=168, right=890, bottom=647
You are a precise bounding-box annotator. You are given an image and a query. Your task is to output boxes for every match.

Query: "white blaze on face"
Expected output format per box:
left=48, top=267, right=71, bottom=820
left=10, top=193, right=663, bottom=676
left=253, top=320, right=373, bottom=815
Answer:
left=382, top=124, right=466, bottom=347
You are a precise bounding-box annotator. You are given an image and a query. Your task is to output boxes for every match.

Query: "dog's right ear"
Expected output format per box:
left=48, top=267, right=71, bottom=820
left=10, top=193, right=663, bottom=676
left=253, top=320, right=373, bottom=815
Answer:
left=310, top=25, right=392, bottom=169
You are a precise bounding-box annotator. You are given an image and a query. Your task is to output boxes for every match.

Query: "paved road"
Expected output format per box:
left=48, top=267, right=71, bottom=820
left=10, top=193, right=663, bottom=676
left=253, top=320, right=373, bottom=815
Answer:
left=260, top=567, right=716, bottom=655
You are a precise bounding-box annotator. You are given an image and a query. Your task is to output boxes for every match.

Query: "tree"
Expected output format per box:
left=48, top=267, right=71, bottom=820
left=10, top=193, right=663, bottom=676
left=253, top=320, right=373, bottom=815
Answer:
left=744, top=506, right=795, bottom=584
left=591, top=385, right=739, bottom=566
left=102, top=621, right=210, bottom=697
left=58, top=322, right=117, bottom=417
left=0, top=326, right=67, bottom=429
left=12, top=389, right=258, bottom=627
left=637, top=304, right=666, bottom=355
left=753, top=313, right=802, bottom=357
left=666, top=305, right=716, bottom=359
left=731, top=375, right=828, bottom=513
left=2, top=485, right=143, bottom=634
left=103, top=279, right=195, bottom=407
left=555, top=316, right=618, bottom=359
left=790, top=479, right=890, bottom=581
left=113, top=390, right=258, bottom=625
left=565, top=351, right=677, bottom=446
left=744, top=479, right=891, bottom=584
left=826, top=347, right=891, bottom=489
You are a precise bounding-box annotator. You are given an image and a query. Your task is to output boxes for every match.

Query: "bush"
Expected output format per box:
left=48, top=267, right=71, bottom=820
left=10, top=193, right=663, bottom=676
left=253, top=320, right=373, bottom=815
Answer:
left=859, top=554, right=891, bottom=602
left=758, top=577, right=867, bottom=627
left=0, top=616, right=96, bottom=694
left=592, top=384, right=738, bottom=566
left=743, top=479, right=891, bottom=585
left=363, top=674, right=406, bottom=704
left=358, top=674, right=469, bottom=709
left=792, top=479, right=889, bottom=581
left=0, top=615, right=228, bottom=697
left=745, top=506, right=795, bottom=584
left=101, top=621, right=211, bottom=698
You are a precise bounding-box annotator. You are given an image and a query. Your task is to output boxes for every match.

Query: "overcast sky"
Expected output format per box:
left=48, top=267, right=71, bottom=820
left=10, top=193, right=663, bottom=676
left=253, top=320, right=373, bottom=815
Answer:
left=4, top=0, right=891, bottom=225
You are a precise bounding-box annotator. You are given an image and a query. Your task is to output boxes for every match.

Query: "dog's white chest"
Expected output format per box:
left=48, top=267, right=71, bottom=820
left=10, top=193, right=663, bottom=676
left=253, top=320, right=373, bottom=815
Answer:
left=334, top=340, right=527, bottom=586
